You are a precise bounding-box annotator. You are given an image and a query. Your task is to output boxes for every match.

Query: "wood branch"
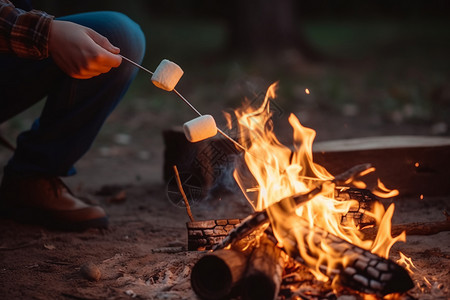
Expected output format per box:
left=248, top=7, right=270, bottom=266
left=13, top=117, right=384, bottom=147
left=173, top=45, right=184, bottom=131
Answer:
left=362, top=215, right=450, bottom=240
left=173, top=165, right=195, bottom=222
left=242, top=234, right=287, bottom=300
left=191, top=248, right=248, bottom=300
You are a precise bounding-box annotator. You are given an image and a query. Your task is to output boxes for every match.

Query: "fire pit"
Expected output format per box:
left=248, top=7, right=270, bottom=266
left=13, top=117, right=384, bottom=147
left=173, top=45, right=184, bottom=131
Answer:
left=161, top=82, right=436, bottom=300
left=188, top=187, right=414, bottom=300
left=159, top=75, right=450, bottom=299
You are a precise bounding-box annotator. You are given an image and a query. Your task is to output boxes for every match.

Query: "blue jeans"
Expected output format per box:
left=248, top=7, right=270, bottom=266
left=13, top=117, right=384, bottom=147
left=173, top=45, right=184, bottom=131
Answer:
left=0, top=11, right=146, bottom=177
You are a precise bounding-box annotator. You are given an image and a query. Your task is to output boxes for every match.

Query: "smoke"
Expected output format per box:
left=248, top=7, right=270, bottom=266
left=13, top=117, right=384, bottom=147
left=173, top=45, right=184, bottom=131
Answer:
left=198, top=154, right=254, bottom=219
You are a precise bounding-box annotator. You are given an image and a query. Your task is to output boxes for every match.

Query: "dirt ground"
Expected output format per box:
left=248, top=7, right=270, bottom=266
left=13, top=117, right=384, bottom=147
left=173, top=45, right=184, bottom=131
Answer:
left=0, top=125, right=449, bottom=300
left=1, top=44, right=449, bottom=299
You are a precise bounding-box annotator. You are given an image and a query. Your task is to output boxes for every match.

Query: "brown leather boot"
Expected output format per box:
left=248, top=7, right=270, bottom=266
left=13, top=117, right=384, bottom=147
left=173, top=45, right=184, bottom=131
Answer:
left=0, top=176, right=108, bottom=230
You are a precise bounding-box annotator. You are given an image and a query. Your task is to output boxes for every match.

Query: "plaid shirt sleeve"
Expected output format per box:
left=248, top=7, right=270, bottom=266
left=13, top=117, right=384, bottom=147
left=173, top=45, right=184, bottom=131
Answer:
left=0, top=0, right=54, bottom=59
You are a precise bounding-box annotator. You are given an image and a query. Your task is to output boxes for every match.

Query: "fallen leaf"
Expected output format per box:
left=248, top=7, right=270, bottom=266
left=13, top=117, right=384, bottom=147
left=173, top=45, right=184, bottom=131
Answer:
left=44, top=244, right=55, bottom=250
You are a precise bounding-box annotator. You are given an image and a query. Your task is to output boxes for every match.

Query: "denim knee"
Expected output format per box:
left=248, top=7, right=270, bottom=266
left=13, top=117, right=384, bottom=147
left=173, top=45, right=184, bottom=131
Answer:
left=99, top=11, right=146, bottom=63
left=58, top=11, right=146, bottom=63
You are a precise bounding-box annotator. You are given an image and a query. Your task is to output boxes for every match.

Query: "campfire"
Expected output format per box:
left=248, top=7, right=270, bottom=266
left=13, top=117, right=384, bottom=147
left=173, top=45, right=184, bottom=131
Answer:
left=184, top=83, right=414, bottom=299
left=127, top=58, right=430, bottom=299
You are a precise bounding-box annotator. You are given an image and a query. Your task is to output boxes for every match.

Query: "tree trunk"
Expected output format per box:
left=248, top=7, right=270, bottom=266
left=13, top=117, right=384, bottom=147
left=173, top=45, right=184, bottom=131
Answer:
left=227, top=0, right=323, bottom=61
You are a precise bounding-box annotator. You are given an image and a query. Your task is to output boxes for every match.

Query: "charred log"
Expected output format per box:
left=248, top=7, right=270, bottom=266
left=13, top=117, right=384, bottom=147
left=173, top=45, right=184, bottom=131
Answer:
left=335, top=187, right=378, bottom=228
left=278, top=217, right=414, bottom=296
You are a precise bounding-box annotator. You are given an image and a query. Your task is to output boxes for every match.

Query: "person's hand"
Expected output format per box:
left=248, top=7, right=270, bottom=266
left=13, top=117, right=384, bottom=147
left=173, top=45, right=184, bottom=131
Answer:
left=48, top=20, right=122, bottom=79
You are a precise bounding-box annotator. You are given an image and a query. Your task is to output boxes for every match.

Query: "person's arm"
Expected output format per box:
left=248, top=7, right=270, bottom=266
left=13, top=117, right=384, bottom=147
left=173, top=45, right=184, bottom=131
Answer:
left=0, top=0, right=53, bottom=59
left=0, top=0, right=122, bottom=79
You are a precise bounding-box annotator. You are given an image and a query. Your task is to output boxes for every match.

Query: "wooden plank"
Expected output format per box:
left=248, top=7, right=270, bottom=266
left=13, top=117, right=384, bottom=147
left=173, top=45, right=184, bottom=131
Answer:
left=313, top=136, right=450, bottom=152
left=313, top=136, right=450, bottom=197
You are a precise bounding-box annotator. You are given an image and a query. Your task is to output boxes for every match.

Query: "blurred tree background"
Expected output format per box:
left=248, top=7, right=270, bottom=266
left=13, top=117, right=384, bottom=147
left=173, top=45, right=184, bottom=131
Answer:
left=2, top=0, right=450, bottom=180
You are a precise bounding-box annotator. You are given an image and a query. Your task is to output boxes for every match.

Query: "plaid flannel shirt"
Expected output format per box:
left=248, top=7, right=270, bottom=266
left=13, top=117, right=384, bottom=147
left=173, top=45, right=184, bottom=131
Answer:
left=0, top=0, right=54, bottom=59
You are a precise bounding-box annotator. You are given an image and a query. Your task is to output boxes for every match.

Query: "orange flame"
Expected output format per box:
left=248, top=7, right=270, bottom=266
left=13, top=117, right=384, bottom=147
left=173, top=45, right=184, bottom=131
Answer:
left=231, top=82, right=405, bottom=282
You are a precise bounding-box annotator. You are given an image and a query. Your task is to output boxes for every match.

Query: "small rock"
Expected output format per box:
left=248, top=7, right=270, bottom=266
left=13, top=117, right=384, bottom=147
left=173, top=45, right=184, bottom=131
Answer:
left=137, top=150, right=151, bottom=160
left=124, top=289, right=137, bottom=298
left=342, top=103, right=359, bottom=117
left=114, top=133, right=131, bottom=145
left=80, top=262, right=101, bottom=281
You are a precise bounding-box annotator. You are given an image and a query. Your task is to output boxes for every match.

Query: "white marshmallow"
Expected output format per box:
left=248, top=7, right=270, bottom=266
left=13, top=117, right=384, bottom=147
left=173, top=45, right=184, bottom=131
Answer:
left=151, top=59, right=184, bottom=91
left=183, top=115, right=218, bottom=143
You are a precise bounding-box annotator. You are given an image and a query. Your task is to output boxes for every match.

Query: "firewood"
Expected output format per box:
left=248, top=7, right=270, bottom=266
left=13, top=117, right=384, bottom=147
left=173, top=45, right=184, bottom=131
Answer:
left=242, top=234, right=287, bottom=300
left=191, top=248, right=248, bottom=300
left=276, top=215, right=414, bottom=297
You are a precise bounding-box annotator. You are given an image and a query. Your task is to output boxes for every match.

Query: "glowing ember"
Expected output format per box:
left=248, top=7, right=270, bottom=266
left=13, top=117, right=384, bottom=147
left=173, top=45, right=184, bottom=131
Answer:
left=229, top=82, right=407, bottom=292
left=397, top=251, right=416, bottom=274
left=305, top=88, right=310, bottom=94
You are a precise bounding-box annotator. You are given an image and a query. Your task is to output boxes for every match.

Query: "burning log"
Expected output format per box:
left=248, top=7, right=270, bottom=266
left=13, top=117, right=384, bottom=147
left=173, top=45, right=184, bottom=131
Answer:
left=277, top=216, right=414, bottom=297
left=212, top=164, right=375, bottom=251
left=335, top=187, right=378, bottom=228
left=213, top=187, right=324, bottom=251
left=191, top=248, right=247, bottom=300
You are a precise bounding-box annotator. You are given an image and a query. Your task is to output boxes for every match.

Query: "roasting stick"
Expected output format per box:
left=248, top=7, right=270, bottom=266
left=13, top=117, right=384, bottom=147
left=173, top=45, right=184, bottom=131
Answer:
left=172, top=90, right=246, bottom=151
left=120, top=55, right=246, bottom=152
left=120, top=55, right=154, bottom=75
